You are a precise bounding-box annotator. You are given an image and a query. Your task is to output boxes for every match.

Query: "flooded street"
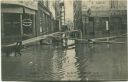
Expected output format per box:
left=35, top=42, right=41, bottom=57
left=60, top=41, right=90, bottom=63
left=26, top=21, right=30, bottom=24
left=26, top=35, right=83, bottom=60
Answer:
left=2, top=37, right=127, bottom=81
left=1, top=0, right=127, bottom=81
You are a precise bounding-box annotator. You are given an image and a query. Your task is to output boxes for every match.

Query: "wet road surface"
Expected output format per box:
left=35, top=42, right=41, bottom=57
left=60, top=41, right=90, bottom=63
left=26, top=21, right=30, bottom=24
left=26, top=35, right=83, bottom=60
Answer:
left=2, top=37, right=127, bottom=81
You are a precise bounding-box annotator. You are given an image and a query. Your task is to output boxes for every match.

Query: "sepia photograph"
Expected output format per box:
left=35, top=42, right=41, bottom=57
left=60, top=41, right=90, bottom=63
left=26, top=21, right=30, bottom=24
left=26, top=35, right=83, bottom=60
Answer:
left=1, top=0, right=127, bottom=81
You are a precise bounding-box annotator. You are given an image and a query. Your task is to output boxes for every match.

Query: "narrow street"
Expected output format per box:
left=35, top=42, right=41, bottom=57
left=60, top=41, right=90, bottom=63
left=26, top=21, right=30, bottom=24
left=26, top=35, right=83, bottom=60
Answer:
left=2, top=36, right=127, bottom=81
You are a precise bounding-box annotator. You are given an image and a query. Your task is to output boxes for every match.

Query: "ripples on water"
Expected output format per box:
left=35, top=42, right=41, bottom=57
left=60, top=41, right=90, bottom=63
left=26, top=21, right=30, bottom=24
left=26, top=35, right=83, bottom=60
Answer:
left=2, top=38, right=127, bottom=81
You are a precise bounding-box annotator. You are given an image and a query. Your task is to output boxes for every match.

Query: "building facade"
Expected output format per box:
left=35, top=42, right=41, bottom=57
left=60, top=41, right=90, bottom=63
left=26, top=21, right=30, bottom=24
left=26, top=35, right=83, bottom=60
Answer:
left=54, top=0, right=66, bottom=32
left=109, top=0, right=127, bottom=34
left=73, top=0, right=83, bottom=31
left=1, top=0, right=56, bottom=45
left=73, top=0, right=127, bottom=37
left=1, top=0, right=38, bottom=44
left=36, top=0, right=54, bottom=36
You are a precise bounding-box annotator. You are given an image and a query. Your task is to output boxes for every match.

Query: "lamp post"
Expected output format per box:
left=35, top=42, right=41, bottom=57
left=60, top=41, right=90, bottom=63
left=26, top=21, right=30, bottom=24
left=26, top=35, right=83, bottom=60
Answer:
left=82, top=15, right=86, bottom=37
left=20, top=13, right=23, bottom=41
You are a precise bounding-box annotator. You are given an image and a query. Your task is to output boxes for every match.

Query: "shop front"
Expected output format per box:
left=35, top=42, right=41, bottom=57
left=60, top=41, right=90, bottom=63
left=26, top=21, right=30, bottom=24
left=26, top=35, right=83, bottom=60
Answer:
left=1, top=4, right=36, bottom=45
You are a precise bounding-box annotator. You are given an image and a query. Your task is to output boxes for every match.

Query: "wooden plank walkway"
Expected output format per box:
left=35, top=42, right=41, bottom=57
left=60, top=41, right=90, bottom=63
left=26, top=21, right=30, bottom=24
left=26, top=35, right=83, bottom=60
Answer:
left=2, top=32, right=127, bottom=47
left=91, top=33, right=127, bottom=41
left=2, top=32, right=63, bottom=47
left=69, top=33, right=127, bottom=41
left=69, top=33, right=127, bottom=44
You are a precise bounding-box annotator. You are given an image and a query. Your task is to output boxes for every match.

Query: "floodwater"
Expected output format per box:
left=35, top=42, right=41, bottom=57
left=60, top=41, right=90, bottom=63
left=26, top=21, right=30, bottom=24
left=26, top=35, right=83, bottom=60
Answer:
left=2, top=37, right=128, bottom=81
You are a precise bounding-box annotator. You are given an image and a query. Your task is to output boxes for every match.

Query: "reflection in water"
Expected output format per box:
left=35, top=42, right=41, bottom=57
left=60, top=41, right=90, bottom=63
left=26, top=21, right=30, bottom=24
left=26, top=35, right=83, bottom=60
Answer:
left=51, top=47, right=65, bottom=80
left=2, top=38, right=127, bottom=80
left=51, top=44, right=81, bottom=80
left=75, top=39, right=127, bottom=80
left=61, top=49, right=80, bottom=80
left=75, top=43, right=95, bottom=80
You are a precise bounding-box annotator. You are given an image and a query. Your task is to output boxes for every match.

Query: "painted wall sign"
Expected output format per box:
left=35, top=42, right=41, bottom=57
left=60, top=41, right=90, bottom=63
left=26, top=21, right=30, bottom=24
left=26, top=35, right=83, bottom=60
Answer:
left=82, top=0, right=109, bottom=11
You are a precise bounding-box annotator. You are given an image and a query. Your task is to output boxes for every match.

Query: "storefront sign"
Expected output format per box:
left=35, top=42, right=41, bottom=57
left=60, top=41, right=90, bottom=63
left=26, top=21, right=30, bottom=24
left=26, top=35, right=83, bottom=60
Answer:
left=23, top=19, right=32, bottom=27
left=1, top=7, right=23, bottom=13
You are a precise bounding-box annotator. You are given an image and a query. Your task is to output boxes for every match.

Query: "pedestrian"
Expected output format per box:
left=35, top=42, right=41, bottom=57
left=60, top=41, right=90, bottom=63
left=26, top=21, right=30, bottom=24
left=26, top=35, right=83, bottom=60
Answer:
left=15, top=41, right=23, bottom=56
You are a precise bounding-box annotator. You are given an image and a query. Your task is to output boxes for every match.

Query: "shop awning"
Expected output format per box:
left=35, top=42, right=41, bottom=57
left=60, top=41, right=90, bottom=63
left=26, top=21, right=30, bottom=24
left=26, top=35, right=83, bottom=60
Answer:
left=1, top=7, right=36, bottom=14
left=24, top=8, right=36, bottom=14
left=1, top=7, right=23, bottom=13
